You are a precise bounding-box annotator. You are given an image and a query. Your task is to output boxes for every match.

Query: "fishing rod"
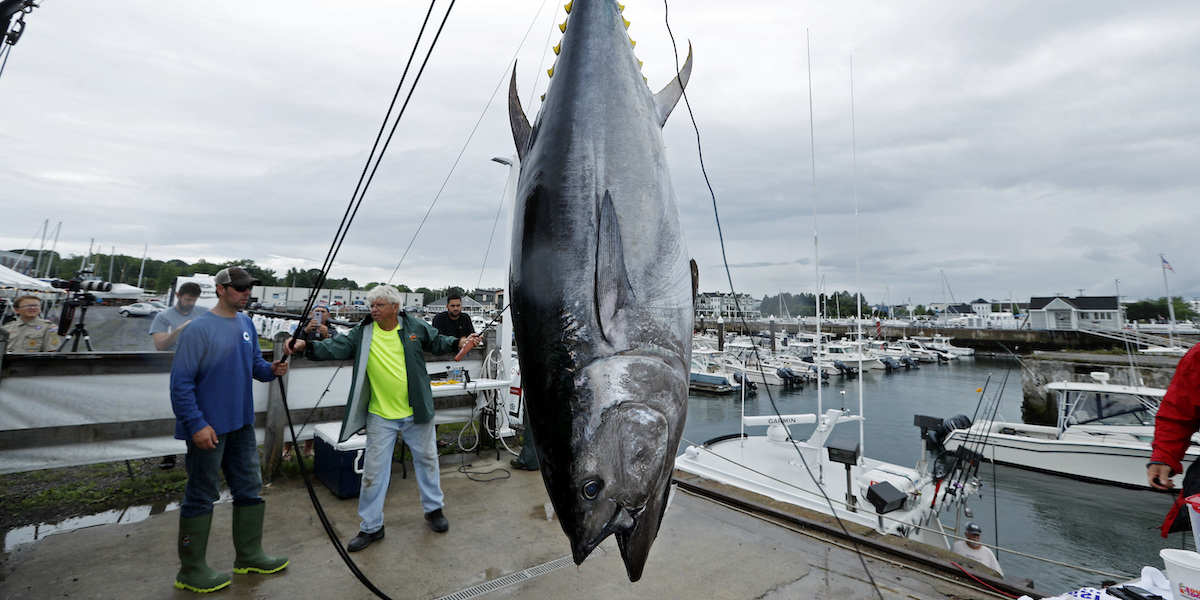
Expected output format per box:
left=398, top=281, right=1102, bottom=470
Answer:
left=452, top=305, right=507, bottom=361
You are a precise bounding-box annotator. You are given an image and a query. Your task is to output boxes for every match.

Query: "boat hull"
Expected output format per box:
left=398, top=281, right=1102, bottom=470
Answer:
left=941, top=422, right=1198, bottom=490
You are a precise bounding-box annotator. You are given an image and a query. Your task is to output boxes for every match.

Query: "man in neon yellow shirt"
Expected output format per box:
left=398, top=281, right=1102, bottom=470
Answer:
left=289, top=285, right=478, bottom=552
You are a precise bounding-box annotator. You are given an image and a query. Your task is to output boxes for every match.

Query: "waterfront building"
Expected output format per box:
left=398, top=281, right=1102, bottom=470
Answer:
left=1027, top=296, right=1123, bottom=331
left=695, top=291, right=761, bottom=322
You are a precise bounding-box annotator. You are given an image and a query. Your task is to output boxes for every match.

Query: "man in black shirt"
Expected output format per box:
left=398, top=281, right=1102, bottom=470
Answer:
left=432, top=294, right=475, bottom=339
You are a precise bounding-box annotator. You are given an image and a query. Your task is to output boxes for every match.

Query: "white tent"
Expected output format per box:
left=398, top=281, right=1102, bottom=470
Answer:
left=0, top=264, right=56, bottom=291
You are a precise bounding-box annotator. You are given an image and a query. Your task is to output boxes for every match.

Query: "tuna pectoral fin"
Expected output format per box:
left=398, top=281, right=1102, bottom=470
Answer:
left=596, top=191, right=635, bottom=344
left=508, top=65, right=532, bottom=160
left=652, top=43, right=693, bottom=127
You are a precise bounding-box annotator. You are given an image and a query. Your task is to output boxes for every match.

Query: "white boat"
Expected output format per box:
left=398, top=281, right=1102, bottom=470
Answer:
left=894, top=338, right=953, bottom=362
left=817, top=341, right=886, bottom=370
left=915, top=334, right=974, bottom=357
left=690, top=350, right=746, bottom=394
left=938, top=372, right=1192, bottom=489
left=676, top=408, right=978, bottom=548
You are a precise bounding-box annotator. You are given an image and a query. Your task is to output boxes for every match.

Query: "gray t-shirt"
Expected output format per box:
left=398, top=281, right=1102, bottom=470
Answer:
left=148, top=305, right=209, bottom=351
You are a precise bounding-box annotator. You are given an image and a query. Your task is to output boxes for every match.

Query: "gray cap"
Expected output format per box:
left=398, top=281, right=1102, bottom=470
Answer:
left=214, top=267, right=261, bottom=288
left=965, top=522, right=982, bottom=535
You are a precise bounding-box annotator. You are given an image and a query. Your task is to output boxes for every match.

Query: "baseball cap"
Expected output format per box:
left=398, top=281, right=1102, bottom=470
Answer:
left=965, top=522, right=982, bottom=535
left=214, top=267, right=262, bottom=288
left=314, top=301, right=330, bottom=312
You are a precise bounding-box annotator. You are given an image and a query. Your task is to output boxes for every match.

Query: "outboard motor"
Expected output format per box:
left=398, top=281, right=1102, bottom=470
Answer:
left=926, top=414, right=973, bottom=446
left=732, top=371, right=758, bottom=392
left=880, top=356, right=902, bottom=371
left=900, top=356, right=920, bottom=369
left=833, top=360, right=859, bottom=377
left=775, top=366, right=805, bottom=386
left=936, top=352, right=949, bottom=363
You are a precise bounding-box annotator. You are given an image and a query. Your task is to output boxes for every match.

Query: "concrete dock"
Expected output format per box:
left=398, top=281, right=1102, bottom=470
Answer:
left=1, top=452, right=1027, bottom=599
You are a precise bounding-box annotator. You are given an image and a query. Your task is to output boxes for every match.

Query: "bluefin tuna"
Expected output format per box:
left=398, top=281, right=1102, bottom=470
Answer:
left=506, top=0, right=695, bottom=582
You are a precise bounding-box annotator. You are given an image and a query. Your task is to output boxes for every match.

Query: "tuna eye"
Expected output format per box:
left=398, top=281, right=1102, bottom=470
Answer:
left=581, top=479, right=603, bottom=500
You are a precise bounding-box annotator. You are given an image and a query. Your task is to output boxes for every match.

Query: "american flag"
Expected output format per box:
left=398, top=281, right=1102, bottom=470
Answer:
left=1163, top=257, right=1175, bottom=273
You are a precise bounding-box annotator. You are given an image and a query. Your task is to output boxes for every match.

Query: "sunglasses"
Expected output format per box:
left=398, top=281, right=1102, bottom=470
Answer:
left=223, top=283, right=251, bottom=292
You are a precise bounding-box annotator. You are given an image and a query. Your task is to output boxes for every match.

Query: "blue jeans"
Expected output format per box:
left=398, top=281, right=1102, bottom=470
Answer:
left=359, top=413, right=444, bottom=533
left=181, top=424, right=263, bottom=518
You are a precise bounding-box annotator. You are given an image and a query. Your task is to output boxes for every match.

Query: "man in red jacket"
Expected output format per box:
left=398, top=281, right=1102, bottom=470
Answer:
left=1148, top=345, right=1200, bottom=535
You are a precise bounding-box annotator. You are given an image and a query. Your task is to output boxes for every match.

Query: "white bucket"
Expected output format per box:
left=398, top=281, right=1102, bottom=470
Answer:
left=1162, top=549, right=1200, bottom=600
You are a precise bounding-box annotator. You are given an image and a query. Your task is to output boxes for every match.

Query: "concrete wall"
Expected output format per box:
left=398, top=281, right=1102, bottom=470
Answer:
left=1019, top=352, right=1181, bottom=425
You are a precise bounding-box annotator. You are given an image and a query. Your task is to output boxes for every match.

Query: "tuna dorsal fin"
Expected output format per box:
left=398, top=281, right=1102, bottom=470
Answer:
left=597, top=191, right=635, bottom=343
left=508, top=65, right=532, bottom=160
left=651, top=43, right=693, bottom=127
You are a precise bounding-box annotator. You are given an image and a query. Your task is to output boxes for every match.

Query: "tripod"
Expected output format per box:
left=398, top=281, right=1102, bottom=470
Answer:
left=57, top=303, right=95, bottom=352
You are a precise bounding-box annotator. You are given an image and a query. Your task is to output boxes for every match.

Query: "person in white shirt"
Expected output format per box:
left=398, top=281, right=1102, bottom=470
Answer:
left=952, top=522, right=1003, bottom=576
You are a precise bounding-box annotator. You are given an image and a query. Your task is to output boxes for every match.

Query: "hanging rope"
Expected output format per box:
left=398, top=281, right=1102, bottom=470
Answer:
left=273, top=2, right=458, bottom=598
left=663, top=3, right=887, bottom=598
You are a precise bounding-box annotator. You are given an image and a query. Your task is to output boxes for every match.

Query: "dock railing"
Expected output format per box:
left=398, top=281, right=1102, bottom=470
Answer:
left=0, top=336, right=504, bottom=479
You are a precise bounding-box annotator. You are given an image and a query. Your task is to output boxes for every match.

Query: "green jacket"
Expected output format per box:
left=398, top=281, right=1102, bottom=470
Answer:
left=306, top=312, right=458, bottom=442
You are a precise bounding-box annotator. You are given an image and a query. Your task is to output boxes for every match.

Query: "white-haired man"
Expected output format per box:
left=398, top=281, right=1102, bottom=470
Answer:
left=287, top=285, right=479, bottom=552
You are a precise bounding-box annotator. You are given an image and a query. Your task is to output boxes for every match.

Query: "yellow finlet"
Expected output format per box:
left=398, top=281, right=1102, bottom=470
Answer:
left=548, top=65, right=556, bottom=77
left=638, top=59, right=643, bottom=69
left=559, top=19, right=567, bottom=33
left=564, top=1, right=573, bottom=14
left=541, top=93, right=546, bottom=101
left=553, top=43, right=561, bottom=55
left=629, top=37, right=636, bottom=48
left=623, top=17, right=630, bottom=29
left=618, top=3, right=625, bottom=11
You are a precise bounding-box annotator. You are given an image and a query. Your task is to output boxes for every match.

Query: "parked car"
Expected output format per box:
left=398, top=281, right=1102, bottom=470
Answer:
left=148, top=301, right=168, bottom=312
left=119, top=303, right=161, bottom=318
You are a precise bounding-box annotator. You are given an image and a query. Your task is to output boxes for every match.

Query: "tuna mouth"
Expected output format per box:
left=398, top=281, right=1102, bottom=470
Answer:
left=572, top=502, right=643, bottom=564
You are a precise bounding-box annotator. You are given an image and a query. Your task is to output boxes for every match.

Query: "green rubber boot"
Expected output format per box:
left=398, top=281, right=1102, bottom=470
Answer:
left=175, top=513, right=232, bottom=593
left=232, top=502, right=289, bottom=575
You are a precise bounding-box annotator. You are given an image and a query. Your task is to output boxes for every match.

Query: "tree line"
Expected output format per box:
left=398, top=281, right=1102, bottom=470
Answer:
left=7, top=250, right=480, bottom=306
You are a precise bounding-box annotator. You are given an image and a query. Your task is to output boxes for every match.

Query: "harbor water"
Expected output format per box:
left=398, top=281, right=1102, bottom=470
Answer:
left=681, top=356, right=1190, bottom=593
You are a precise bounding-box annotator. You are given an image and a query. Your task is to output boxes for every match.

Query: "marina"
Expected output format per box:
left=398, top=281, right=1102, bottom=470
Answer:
left=681, top=355, right=1193, bottom=593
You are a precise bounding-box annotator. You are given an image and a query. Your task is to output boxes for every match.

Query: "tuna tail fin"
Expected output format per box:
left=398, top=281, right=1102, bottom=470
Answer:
left=651, top=42, right=693, bottom=127
left=597, top=190, right=635, bottom=344
left=509, top=65, right=532, bottom=161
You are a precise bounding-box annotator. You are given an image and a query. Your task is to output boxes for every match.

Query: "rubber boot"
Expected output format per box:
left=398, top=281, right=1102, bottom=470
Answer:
left=175, top=513, right=232, bottom=593
left=232, top=502, right=289, bottom=575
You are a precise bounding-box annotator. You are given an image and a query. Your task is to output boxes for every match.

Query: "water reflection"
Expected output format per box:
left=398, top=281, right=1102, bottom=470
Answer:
left=3, top=489, right=235, bottom=552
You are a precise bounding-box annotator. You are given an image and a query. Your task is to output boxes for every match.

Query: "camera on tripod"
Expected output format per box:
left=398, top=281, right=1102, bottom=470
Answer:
left=50, top=268, right=113, bottom=295
left=51, top=269, right=111, bottom=351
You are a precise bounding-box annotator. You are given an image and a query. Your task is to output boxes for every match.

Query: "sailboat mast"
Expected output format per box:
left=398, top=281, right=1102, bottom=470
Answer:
left=851, top=55, right=864, bottom=456
left=806, top=30, right=821, bottom=424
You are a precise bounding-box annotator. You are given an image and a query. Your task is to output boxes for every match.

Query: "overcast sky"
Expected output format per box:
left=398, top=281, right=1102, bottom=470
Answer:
left=2, top=1, right=1197, bottom=307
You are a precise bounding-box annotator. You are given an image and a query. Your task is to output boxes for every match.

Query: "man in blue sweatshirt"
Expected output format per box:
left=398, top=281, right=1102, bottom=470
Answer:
left=169, top=267, right=289, bottom=593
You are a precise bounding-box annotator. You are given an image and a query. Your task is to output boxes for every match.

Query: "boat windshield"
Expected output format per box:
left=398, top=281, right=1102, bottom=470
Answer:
left=1063, top=391, right=1156, bottom=427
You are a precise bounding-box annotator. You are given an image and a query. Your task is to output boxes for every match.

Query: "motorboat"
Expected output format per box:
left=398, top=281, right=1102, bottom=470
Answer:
left=894, top=338, right=953, bottom=362
left=676, top=408, right=980, bottom=549
left=937, top=372, right=1191, bottom=489
left=915, top=334, right=974, bottom=357
left=690, top=350, right=746, bottom=395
